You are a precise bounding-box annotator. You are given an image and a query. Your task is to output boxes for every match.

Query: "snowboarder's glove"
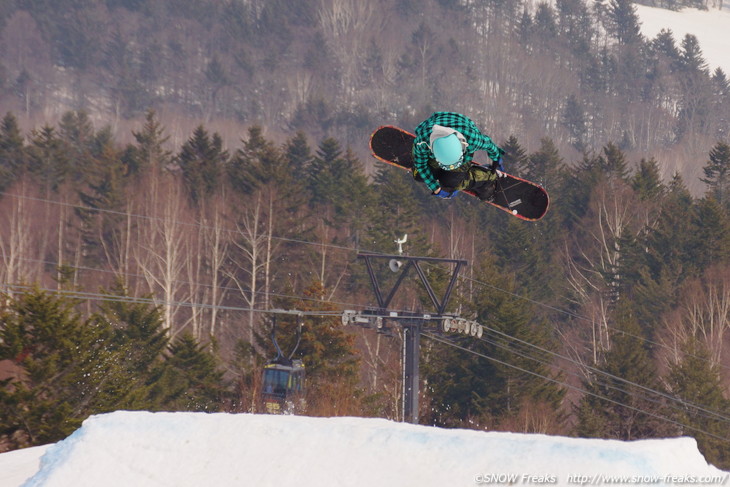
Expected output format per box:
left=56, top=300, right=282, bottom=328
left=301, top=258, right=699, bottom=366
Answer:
left=491, top=157, right=505, bottom=172
left=433, top=188, right=458, bottom=199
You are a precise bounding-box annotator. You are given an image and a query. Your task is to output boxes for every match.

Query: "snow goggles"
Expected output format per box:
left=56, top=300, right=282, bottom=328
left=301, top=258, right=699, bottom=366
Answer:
left=437, top=156, right=465, bottom=171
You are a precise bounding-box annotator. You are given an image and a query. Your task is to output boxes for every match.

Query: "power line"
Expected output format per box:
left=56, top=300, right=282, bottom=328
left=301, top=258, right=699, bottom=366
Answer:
left=475, top=324, right=730, bottom=426
left=4, top=189, right=730, bottom=411
left=0, top=189, right=719, bottom=368
left=5, top=259, right=730, bottom=440
left=0, top=283, right=344, bottom=318
left=423, top=331, right=730, bottom=444
left=10, top=256, right=374, bottom=315
left=0, top=190, right=360, bottom=253
left=458, top=272, right=730, bottom=375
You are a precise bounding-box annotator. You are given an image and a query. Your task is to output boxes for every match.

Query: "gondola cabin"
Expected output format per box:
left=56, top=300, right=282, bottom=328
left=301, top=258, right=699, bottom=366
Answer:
left=262, top=359, right=305, bottom=414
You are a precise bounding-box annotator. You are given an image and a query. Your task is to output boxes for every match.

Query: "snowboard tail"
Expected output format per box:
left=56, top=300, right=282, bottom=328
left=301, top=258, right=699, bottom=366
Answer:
left=369, top=125, right=549, bottom=221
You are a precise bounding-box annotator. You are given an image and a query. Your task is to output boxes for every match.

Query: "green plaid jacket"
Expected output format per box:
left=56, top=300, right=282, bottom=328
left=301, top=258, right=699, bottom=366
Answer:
left=412, top=112, right=503, bottom=192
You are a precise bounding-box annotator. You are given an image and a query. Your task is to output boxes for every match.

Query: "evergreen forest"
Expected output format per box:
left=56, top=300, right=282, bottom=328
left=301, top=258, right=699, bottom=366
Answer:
left=1, top=0, right=730, bottom=471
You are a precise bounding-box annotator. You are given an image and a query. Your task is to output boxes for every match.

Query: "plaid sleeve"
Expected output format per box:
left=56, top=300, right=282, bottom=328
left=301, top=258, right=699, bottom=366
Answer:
left=412, top=138, right=440, bottom=193
left=466, top=133, right=504, bottom=164
left=440, top=113, right=503, bottom=164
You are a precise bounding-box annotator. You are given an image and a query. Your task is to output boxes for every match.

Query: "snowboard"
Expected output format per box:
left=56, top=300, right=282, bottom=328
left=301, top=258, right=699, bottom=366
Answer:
left=370, top=125, right=549, bottom=221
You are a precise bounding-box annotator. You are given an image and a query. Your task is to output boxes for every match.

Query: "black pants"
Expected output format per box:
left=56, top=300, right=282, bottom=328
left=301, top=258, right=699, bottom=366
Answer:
left=432, top=164, right=497, bottom=201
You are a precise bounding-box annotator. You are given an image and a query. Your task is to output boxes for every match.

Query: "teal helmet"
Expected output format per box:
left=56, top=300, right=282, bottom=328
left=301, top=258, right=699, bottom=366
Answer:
left=432, top=133, right=464, bottom=169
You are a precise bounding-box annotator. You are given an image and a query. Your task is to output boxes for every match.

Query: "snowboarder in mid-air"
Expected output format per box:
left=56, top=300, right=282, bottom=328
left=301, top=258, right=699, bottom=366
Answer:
left=412, top=111, right=505, bottom=201
left=369, top=116, right=549, bottom=220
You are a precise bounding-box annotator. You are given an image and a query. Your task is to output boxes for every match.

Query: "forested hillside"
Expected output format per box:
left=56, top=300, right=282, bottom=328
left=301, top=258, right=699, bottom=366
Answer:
left=0, top=0, right=728, bottom=189
left=1, top=0, right=730, bottom=471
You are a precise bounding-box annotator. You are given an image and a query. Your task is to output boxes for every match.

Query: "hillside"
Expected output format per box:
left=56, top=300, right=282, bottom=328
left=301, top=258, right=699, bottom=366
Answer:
left=0, top=0, right=728, bottom=185
left=635, top=5, right=730, bottom=76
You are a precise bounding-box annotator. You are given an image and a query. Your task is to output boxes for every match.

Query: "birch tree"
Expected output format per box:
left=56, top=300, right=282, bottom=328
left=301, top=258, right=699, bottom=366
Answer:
left=134, top=172, right=192, bottom=338
left=0, top=182, right=53, bottom=298
left=661, top=265, right=730, bottom=370
left=564, top=176, right=644, bottom=359
left=228, top=194, right=268, bottom=346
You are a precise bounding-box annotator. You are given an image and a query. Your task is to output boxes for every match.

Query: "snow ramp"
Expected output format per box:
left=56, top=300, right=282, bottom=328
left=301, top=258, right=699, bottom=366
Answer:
left=15, top=411, right=727, bottom=486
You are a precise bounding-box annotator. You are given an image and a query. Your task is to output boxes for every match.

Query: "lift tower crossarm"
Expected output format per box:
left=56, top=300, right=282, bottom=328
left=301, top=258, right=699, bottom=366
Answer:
left=357, top=253, right=467, bottom=314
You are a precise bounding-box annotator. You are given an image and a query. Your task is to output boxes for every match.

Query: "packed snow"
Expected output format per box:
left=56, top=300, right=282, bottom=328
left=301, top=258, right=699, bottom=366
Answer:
left=0, top=411, right=726, bottom=487
left=635, top=4, right=730, bottom=76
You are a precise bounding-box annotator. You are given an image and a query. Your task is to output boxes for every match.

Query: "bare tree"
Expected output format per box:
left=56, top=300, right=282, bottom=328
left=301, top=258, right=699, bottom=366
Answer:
left=0, top=182, right=52, bottom=297
left=201, top=194, right=230, bottom=340
left=133, top=171, right=192, bottom=338
left=660, top=265, right=730, bottom=371
left=228, top=193, right=268, bottom=346
left=563, top=178, right=644, bottom=360
left=185, top=193, right=231, bottom=342
left=317, top=0, right=383, bottom=102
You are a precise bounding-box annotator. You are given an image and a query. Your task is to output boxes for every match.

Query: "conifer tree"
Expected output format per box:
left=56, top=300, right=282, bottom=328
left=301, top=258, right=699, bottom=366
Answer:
left=58, top=110, right=96, bottom=186
left=711, top=68, right=729, bottom=99
left=229, top=125, right=284, bottom=193
left=283, top=131, right=313, bottom=182
left=367, top=164, right=428, bottom=254
left=631, top=158, right=664, bottom=201
left=576, top=309, right=676, bottom=440
left=556, top=0, right=594, bottom=56
left=500, top=135, right=528, bottom=177
left=678, top=34, right=709, bottom=75
left=533, top=2, right=558, bottom=42
left=525, top=137, right=568, bottom=235
left=691, top=197, right=730, bottom=271
left=676, top=34, right=712, bottom=139
left=701, top=141, right=730, bottom=208
left=426, top=254, right=564, bottom=430
left=0, top=289, right=122, bottom=447
left=667, top=339, right=730, bottom=469
left=650, top=29, right=681, bottom=73
left=76, top=129, right=128, bottom=267
left=307, top=137, right=372, bottom=231
left=147, top=334, right=226, bottom=412
left=605, top=0, right=642, bottom=46
left=516, top=7, right=533, bottom=45
left=94, top=282, right=169, bottom=409
left=124, top=109, right=173, bottom=175
left=274, top=281, right=362, bottom=414
left=526, top=137, right=564, bottom=189
left=597, top=142, right=630, bottom=181
left=493, top=217, right=554, bottom=302
left=562, top=95, right=588, bottom=151
left=0, top=112, right=26, bottom=192
left=307, top=137, right=345, bottom=208
left=177, top=125, right=228, bottom=204
left=644, top=173, right=698, bottom=286
left=561, top=152, right=601, bottom=230
left=629, top=267, right=675, bottom=338
left=26, top=125, right=70, bottom=191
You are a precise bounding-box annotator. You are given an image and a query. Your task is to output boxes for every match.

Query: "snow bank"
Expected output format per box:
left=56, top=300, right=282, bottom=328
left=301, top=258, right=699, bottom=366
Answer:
left=5, top=411, right=725, bottom=487
left=0, top=445, right=50, bottom=487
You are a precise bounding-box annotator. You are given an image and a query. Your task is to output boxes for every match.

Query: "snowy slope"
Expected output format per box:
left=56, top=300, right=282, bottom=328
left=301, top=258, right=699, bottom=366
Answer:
left=0, top=446, right=50, bottom=487
left=1, top=411, right=726, bottom=487
left=635, top=5, right=730, bottom=75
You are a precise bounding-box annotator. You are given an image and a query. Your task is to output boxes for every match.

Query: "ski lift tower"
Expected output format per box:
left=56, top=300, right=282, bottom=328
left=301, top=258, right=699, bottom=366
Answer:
left=352, top=236, right=467, bottom=424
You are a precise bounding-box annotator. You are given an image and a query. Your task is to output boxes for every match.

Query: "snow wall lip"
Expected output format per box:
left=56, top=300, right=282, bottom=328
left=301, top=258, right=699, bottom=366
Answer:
left=22, top=411, right=727, bottom=487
